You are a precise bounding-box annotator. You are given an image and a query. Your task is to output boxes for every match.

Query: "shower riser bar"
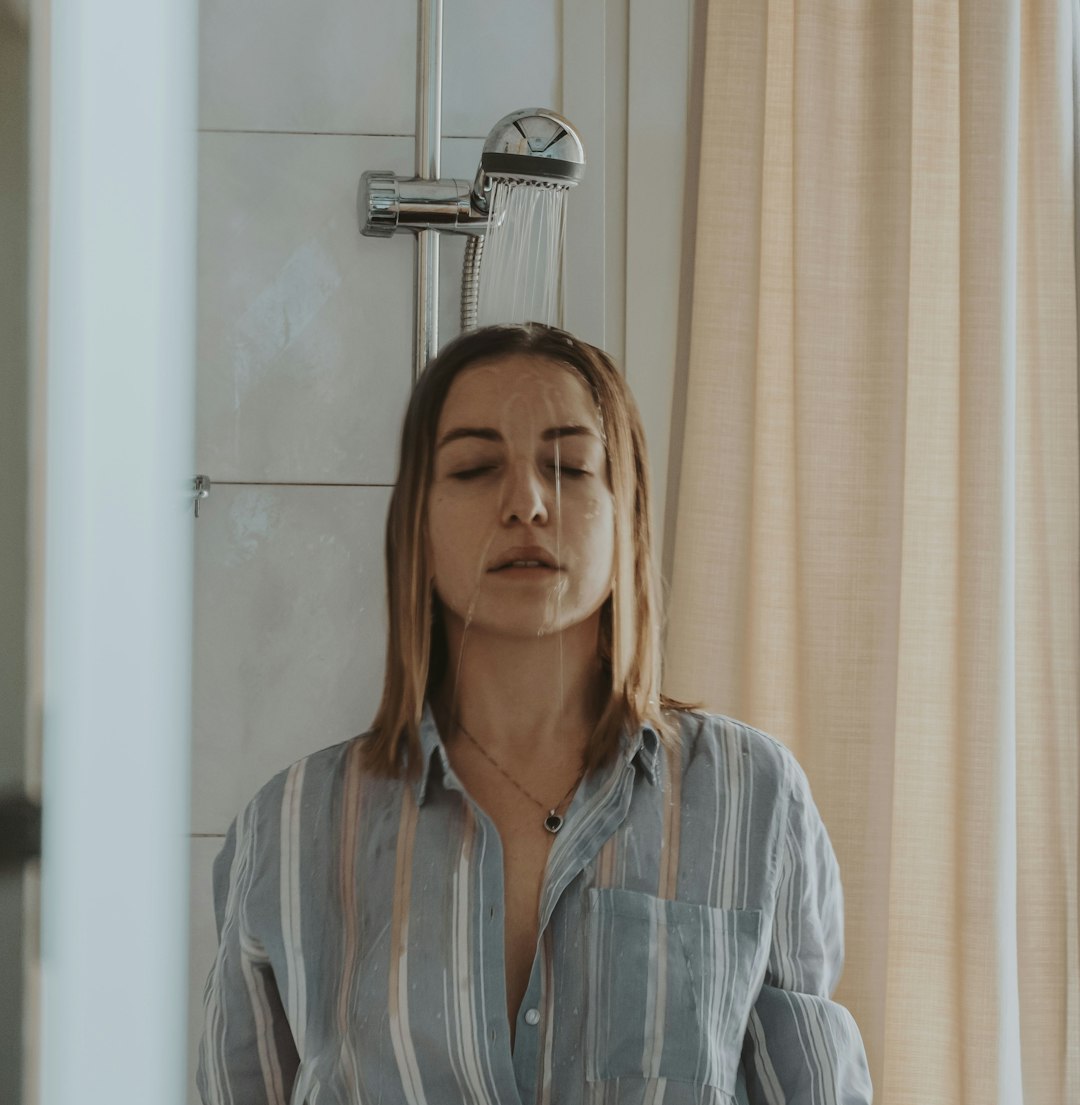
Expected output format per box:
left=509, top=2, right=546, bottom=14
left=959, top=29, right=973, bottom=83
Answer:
left=362, top=0, right=585, bottom=376
left=415, top=0, right=443, bottom=377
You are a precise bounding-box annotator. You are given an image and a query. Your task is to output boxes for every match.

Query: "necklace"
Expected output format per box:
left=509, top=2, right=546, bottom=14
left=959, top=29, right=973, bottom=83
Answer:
left=454, top=719, right=585, bottom=834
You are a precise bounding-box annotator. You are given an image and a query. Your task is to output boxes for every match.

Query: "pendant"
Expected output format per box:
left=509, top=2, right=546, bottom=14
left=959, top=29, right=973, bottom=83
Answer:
left=544, top=811, right=563, bottom=834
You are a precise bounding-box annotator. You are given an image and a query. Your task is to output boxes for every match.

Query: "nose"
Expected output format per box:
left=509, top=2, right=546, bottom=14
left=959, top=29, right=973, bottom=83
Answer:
left=500, top=462, right=550, bottom=526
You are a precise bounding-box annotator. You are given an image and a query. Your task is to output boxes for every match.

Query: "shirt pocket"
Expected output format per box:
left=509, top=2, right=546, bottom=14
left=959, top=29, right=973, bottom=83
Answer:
left=585, top=888, right=764, bottom=1094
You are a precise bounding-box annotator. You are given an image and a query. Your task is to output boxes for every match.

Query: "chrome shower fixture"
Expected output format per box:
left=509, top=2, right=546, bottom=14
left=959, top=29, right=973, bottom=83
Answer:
left=358, top=108, right=585, bottom=238
left=471, top=109, right=586, bottom=209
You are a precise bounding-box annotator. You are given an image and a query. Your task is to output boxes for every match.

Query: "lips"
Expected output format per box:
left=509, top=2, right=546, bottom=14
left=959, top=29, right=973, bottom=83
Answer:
left=488, top=545, right=561, bottom=571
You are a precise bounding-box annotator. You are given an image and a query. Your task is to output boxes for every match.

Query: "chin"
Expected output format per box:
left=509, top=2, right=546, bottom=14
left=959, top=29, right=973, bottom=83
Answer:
left=514, top=608, right=605, bottom=641
left=445, top=599, right=589, bottom=641
left=480, top=613, right=587, bottom=640
left=439, top=579, right=609, bottom=639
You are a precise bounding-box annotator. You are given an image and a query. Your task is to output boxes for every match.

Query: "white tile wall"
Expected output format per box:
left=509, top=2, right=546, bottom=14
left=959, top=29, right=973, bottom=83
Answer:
left=199, top=0, right=560, bottom=138
left=440, top=2, right=561, bottom=137
left=196, top=133, right=411, bottom=483
left=197, top=134, right=498, bottom=482
left=198, top=0, right=418, bottom=134
left=191, top=484, right=392, bottom=835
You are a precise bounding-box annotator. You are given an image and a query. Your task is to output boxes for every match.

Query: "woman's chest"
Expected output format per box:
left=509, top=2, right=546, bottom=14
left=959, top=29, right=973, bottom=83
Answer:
left=270, top=780, right=773, bottom=1105
left=493, top=814, right=556, bottom=1029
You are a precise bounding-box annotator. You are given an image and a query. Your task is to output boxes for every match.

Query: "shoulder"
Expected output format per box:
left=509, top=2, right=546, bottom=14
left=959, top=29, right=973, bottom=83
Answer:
left=669, top=711, right=838, bottom=882
left=670, top=708, right=804, bottom=796
left=233, top=730, right=381, bottom=838
left=665, top=710, right=839, bottom=888
left=217, top=732, right=398, bottom=899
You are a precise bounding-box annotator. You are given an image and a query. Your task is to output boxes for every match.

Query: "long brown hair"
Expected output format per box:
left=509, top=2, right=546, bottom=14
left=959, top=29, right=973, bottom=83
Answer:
left=364, top=323, right=686, bottom=777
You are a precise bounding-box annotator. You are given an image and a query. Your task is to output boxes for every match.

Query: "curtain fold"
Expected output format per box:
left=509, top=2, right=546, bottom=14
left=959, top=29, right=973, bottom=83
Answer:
left=664, top=3, right=1079, bottom=1103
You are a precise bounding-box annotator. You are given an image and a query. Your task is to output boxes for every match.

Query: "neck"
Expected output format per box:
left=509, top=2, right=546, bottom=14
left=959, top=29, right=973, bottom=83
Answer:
left=433, top=610, right=606, bottom=762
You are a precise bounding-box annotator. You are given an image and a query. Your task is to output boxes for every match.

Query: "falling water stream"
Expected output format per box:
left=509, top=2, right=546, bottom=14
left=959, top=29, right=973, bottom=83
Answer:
left=472, top=180, right=571, bottom=704
left=476, top=180, right=569, bottom=328
left=453, top=179, right=584, bottom=825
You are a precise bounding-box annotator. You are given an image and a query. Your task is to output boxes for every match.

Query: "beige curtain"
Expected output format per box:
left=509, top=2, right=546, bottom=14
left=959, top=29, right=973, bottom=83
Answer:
left=664, top=3, right=1079, bottom=1103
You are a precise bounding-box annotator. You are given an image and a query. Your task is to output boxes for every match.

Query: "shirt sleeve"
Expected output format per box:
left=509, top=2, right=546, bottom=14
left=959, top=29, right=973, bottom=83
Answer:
left=741, top=757, right=873, bottom=1105
left=196, top=799, right=300, bottom=1105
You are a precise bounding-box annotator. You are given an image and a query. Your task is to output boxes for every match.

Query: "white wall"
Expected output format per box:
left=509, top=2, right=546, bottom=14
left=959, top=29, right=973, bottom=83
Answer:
left=186, top=1, right=694, bottom=1098
left=40, top=1, right=197, bottom=1102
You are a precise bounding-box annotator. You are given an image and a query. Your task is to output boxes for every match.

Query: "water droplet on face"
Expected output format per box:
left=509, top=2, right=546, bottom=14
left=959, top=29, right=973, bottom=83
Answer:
left=435, top=362, right=605, bottom=776
left=540, top=431, right=564, bottom=638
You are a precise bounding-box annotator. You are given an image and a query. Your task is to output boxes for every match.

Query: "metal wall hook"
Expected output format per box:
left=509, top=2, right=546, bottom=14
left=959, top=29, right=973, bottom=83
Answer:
left=193, top=474, right=211, bottom=518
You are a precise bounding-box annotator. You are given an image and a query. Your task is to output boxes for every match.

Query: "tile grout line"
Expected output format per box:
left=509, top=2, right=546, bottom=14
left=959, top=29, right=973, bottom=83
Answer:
left=200, top=480, right=395, bottom=488
left=198, top=128, right=488, bottom=140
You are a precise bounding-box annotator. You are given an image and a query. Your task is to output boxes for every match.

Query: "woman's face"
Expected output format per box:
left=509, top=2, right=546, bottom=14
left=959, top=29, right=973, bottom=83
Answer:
left=427, top=354, right=615, bottom=641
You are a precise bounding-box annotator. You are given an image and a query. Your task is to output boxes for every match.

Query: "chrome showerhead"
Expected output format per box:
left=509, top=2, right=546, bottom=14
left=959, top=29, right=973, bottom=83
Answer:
left=356, top=108, right=586, bottom=236
left=472, top=109, right=586, bottom=210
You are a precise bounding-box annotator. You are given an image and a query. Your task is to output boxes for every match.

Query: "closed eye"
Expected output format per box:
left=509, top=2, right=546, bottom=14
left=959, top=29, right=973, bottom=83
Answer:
left=548, top=464, right=590, bottom=478
left=451, top=466, right=497, bottom=480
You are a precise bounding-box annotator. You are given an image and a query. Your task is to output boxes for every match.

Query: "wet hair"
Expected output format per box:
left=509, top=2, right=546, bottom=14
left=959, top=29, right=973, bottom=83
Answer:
left=363, top=322, right=684, bottom=777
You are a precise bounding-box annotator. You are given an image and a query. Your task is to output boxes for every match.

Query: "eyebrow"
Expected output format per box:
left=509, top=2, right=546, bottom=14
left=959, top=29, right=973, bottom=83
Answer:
left=436, top=424, right=599, bottom=449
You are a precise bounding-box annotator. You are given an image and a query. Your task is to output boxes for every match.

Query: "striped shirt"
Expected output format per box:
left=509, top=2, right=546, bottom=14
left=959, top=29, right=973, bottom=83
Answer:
left=197, top=706, right=872, bottom=1104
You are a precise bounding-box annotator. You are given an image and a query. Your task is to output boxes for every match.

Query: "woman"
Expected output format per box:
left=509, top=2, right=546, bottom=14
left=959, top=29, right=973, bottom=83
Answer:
left=197, top=324, right=872, bottom=1104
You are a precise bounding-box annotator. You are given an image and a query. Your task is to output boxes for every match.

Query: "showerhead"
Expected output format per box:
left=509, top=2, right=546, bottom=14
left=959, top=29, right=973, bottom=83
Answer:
left=472, top=109, right=585, bottom=209
left=356, top=108, right=587, bottom=237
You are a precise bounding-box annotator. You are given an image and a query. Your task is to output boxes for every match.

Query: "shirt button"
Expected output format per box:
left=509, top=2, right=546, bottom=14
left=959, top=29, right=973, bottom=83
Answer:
left=524, top=1008, right=540, bottom=1026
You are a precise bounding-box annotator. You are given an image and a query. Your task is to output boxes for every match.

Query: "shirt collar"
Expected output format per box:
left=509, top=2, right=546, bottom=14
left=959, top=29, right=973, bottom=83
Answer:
left=412, top=700, right=451, bottom=806
left=620, top=720, right=662, bottom=786
left=410, top=701, right=662, bottom=805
